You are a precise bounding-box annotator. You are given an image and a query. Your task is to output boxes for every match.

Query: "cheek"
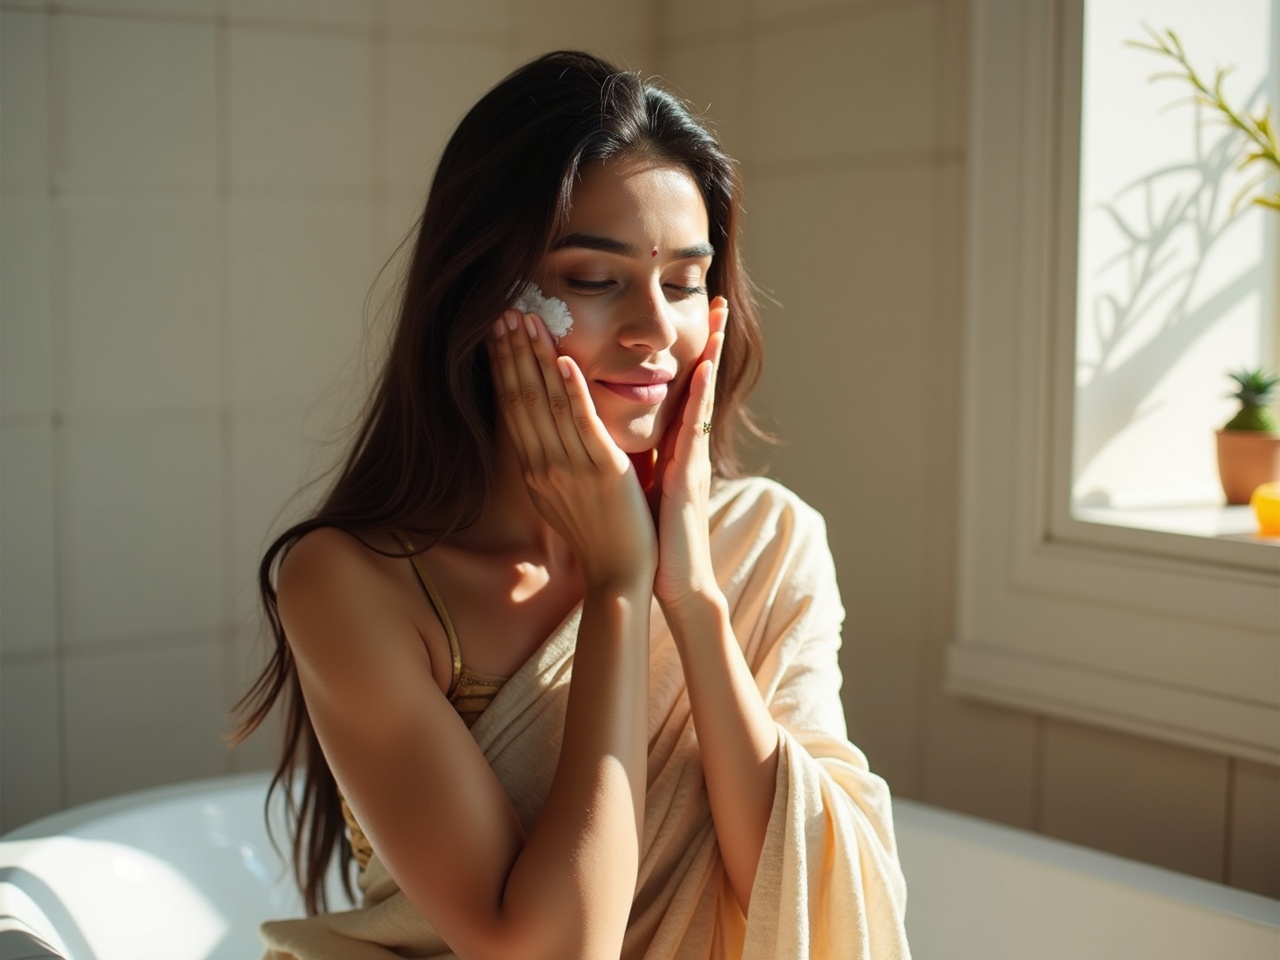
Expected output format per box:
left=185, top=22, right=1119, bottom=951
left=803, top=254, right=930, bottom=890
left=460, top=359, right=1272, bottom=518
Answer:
left=674, top=304, right=711, bottom=358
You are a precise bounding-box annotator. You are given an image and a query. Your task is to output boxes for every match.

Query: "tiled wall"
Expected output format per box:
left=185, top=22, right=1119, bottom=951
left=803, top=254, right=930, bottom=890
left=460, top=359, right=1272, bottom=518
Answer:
left=656, top=0, right=1278, bottom=900
left=2, top=0, right=1276, bottom=903
left=0, top=0, right=651, bottom=829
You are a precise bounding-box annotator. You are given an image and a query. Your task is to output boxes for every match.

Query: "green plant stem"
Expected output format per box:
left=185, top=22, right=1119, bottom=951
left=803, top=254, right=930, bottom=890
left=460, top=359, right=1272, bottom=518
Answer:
left=1129, top=25, right=1280, bottom=210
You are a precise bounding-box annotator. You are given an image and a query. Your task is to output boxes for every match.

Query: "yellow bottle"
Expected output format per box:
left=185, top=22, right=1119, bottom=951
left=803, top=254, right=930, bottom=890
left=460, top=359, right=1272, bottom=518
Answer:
left=1250, top=482, right=1280, bottom=537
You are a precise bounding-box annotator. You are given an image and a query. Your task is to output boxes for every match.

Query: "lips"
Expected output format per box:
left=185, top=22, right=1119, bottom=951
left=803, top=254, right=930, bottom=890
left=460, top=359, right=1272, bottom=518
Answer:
left=596, top=369, right=673, bottom=405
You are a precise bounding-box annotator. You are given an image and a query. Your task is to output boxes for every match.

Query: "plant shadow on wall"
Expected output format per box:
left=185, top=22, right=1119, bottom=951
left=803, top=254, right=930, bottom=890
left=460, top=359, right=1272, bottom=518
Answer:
left=1073, top=26, right=1277, bottom=508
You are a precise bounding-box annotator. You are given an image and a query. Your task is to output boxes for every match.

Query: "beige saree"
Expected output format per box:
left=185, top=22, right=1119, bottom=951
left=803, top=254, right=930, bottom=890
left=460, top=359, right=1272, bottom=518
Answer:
left=261, top=477, right=910, bottom=959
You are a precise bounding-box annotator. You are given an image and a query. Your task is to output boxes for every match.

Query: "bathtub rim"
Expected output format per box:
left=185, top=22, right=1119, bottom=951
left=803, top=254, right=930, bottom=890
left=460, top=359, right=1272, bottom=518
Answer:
left=0, top=771, right=276, bottom=843
left=893, top=796, right=1280, bottom=929
left=4, top=773, right=1277, bottom=932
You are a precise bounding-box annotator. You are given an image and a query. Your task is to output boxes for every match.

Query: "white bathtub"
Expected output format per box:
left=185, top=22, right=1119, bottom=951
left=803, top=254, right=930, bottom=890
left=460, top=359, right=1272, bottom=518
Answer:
left=0, top=772, right=1276, bottom=959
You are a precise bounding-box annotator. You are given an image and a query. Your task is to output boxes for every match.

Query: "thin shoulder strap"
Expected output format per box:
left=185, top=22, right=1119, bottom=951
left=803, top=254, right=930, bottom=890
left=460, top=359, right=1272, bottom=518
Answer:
left=391, top=531, right=462, bottom=698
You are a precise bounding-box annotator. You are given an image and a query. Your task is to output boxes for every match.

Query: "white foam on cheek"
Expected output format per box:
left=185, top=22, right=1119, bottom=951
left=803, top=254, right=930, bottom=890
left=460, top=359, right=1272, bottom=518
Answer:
left=513, top=283, right=574, bottom=341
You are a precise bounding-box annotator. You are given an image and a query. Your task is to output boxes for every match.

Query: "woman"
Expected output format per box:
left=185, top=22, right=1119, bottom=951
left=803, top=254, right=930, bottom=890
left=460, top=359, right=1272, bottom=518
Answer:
left=235, top=51, right=909, bottom=960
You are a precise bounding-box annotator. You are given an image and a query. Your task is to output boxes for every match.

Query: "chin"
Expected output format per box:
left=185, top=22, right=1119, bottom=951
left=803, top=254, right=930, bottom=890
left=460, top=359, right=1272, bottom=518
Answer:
left=607, top=414, right=666, bottom=454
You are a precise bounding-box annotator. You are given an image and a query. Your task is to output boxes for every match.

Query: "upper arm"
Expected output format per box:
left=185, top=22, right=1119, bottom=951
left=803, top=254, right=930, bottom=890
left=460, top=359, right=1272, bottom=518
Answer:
left=276, top=529, right=526, bottom=957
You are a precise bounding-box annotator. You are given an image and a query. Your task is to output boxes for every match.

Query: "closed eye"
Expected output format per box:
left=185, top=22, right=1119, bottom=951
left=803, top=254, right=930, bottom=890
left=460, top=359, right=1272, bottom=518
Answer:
left=665, top=284, right=707, bottom=297
left=565, top=278, right=615, bottom=292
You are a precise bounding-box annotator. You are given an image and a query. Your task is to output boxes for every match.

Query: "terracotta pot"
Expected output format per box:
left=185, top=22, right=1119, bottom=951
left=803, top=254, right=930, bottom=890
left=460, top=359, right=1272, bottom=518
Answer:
left=1216, top=430, right=1280, bottom=505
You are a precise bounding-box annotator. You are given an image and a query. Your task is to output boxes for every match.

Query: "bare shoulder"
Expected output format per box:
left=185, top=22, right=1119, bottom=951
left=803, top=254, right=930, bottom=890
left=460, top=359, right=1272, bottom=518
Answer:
left=275, top=526, right=424, bottom=685
left=278, top=526, right=382, bottom=595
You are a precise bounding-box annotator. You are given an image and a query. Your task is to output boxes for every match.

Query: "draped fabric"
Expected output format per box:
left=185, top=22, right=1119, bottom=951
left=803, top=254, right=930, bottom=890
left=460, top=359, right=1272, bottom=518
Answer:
left=261, top=477, right=911, bottom=959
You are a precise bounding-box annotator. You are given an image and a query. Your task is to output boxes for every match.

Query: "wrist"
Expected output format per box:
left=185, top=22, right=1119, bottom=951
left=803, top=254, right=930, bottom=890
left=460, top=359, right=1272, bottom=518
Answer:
left=661, top=588, right=729, bottom=644
left=583, top=567, right=656, bottom=600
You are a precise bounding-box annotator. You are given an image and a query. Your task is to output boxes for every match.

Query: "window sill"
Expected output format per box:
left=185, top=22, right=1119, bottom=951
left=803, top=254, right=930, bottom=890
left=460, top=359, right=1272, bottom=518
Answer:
left=1073, top=503, right=1280, bottom=544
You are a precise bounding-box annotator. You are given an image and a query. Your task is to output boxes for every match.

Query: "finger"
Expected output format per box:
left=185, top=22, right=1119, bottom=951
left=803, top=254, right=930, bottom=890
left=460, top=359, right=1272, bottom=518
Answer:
left=523, top=312, right=593, bottom=469
left=508, top=311, right=570, bottom=468
left=486, top=312, right=547, bottom=473
left=692, top=335, right=722, bottom=442
left=557, top=355, right=630, bottom=473
left=708, top=295, right=729, bottom=347
left=489, top=311, right=540, bottom=469
left=702, top=298, right=727, bottom=429
left=667, top=334, right=721, bottom=478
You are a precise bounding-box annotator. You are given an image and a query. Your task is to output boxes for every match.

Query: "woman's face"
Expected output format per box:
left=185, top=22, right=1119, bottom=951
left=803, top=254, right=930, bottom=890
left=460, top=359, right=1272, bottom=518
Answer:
left=535, top=157, right=714, bottom=454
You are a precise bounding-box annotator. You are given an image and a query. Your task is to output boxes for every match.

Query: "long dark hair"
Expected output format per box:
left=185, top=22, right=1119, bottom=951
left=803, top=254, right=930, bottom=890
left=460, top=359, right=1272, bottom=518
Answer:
left=231, top=50, right=767, bottom=914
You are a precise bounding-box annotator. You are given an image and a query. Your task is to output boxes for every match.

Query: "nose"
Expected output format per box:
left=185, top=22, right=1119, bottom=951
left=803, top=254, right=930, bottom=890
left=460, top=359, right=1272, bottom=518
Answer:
left=617, top=278, right=677, bottom=352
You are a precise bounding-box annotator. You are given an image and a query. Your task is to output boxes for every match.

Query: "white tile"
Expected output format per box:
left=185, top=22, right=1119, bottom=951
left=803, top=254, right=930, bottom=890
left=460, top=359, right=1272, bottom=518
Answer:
left=227, top=402, right=335, bottom=629
left=63, top=637, right=232, bottom=805
left=382, top=0, right=509, bottom=34
left=1, top=195, right=53, bottom=419
left=659, top=34, right=750, bottom=166
left=1, top=10, right=49, bottom=193
left=226, top=0, right=374, bottom=26
left=749, top=0, right=873, bottom=21
left=938, top=0, right=968, bottom=154
left=0, top=422, right=58, bottom=658
left=509, top=33, right=656, bottom=74
left=382, top=37, right=508, bottom=192
left=748, top=3, right=939, bottom=166
left=53, top=197, right=224, bottom=415
left=228, top=198, right=376, bottom=404
left=55, top=0, right=218, bottom=17
left=510, top=0, right=654, bottom=70
left=744, top=164, right=938, bottom=510
left=512, top=0, right=651, bottom=50
left=229, top=26, right=373, bottom=192
left=60, top=413, right=226, bottom=646
left=0, top=657, right=62, bottom=833
left=52, top=15, right=217, bottom=193
left=656, top=0, right=745, bottom=40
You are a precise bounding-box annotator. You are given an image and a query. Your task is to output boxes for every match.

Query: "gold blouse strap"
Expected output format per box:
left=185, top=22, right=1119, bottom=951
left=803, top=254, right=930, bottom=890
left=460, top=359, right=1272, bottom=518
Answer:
left=392, top=531, right=462, bottom=698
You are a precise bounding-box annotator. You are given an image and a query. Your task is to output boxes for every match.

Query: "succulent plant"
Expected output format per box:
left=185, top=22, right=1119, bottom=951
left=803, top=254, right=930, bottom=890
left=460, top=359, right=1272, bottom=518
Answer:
left=1223, top=368, right=1278, bottom=432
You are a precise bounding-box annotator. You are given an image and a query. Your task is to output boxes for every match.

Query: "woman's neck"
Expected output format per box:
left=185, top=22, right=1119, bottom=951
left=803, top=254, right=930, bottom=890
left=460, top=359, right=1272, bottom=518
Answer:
left=446, top=430, right=569, bottom=560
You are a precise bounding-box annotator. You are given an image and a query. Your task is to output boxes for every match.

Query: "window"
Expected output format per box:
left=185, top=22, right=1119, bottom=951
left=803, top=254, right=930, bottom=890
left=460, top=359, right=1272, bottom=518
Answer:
left=1070, top=0, right=1278, bottom=538
left=949, top=0, right=1279, bottom=766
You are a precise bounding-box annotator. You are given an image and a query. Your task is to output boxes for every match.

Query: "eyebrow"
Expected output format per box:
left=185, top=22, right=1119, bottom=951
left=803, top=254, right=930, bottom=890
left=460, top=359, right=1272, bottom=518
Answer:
left=552, top=231, right=714, bottom=261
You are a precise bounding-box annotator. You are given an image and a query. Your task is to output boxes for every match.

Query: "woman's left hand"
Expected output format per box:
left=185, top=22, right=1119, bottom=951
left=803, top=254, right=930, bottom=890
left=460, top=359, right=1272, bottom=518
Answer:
left=650, top=296, right=729, bottom=614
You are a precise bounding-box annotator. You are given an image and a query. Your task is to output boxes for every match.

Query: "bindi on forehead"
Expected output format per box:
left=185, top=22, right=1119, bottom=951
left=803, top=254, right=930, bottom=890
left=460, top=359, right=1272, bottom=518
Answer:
left=651, top=247, right=658, bottom=258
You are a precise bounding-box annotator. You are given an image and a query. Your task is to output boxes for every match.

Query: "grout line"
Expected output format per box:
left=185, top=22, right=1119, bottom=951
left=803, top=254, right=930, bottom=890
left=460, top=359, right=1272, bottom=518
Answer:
left=1030, top=715, right=1046, bottom=833
left=215, top=0, right=234, bottom=735
left=215, top=3, right=229, bottom=202
left=370, top=0, right=386, bottom=214
left=31, top=3, right=406, bottom=38
left=58, top=628, right=231, bottom=660
left=35, top=4, right=216, bottom=26
left=658, top=0, right=937, bottom=48
left=1222, top=757, right=1236, bottom=884
left=910, top=158, right=949, bottom=799
left=43, top=0, right=70, bottom=813
left=742, top=151, right=964, bottom=180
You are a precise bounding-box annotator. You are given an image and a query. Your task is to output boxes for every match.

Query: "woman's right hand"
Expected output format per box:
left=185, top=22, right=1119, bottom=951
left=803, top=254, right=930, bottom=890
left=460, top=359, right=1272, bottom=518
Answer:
left=488, top=309, right=656, bottom=590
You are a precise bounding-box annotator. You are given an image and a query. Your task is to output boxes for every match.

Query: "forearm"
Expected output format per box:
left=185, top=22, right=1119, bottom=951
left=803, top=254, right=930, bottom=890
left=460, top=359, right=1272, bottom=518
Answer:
left=666, top=593, right=779, bottom=913
left=502, top=581, right=650, bottom=956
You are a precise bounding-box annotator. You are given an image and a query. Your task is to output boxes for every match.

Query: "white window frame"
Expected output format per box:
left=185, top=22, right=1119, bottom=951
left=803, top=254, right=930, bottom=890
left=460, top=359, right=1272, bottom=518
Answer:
left=949, top=0, right=1280, bottom=767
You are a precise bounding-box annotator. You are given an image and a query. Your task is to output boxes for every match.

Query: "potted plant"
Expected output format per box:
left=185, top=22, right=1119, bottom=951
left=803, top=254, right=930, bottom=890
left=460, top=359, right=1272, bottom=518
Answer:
left=1216, top=369, right=1280, bottom=504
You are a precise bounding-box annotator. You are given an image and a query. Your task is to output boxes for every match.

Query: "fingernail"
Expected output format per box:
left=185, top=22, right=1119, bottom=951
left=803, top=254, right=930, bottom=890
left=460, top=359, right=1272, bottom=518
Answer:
left=557, top=356, right=571, bottom=379
left=506, top=311, right=519, bottom=332
left=493, top=318, right=506, bottom=337
left=524, top=314, right=538, bottom=340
